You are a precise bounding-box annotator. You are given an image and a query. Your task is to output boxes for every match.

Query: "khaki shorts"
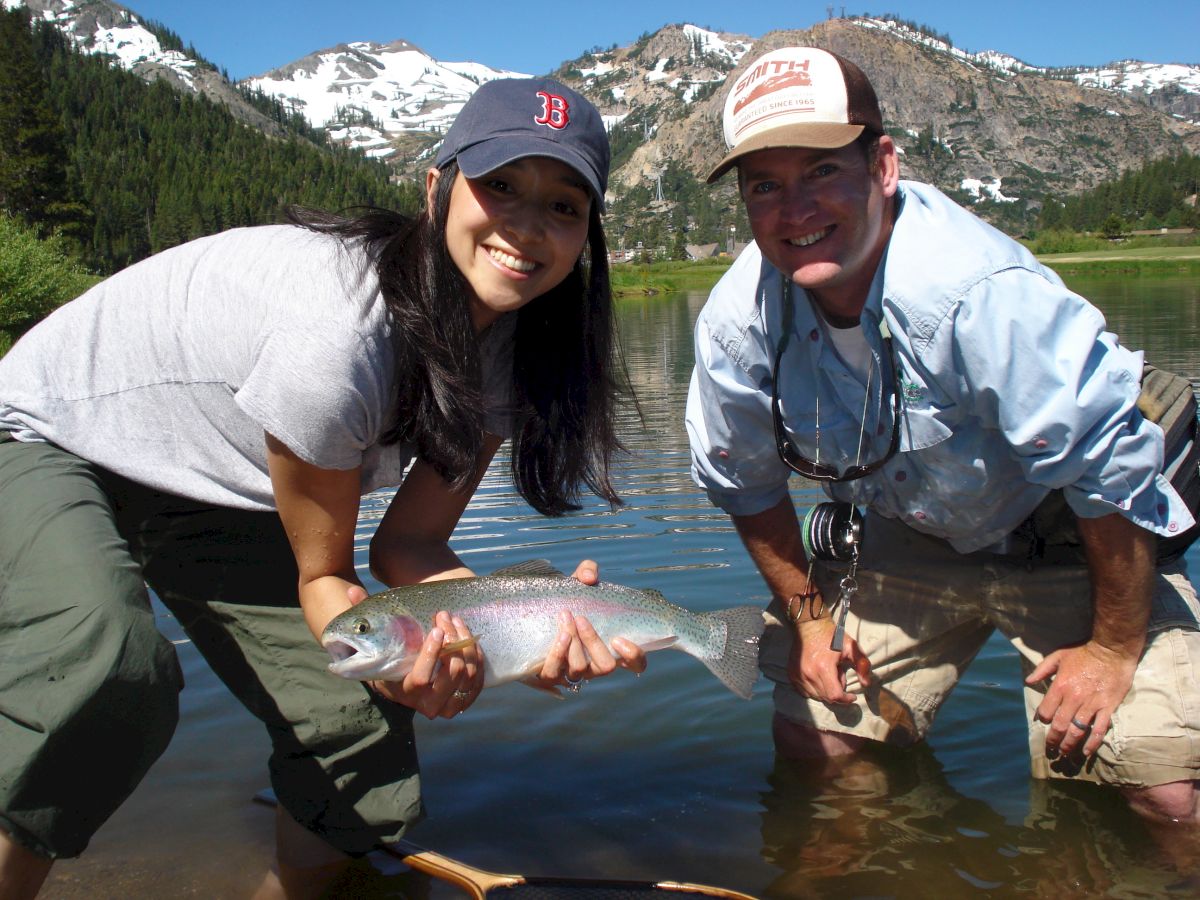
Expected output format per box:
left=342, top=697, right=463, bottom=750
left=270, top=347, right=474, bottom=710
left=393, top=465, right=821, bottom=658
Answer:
left=759, top=512, right=1200, bottom=788
left=0, top=438, right=422, bottom=858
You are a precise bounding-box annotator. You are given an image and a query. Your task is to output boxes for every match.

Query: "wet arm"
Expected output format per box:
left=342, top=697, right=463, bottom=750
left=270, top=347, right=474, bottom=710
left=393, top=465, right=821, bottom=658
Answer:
left=733, top=497, right=869, bottom=703
left=265, top=433, right=365, bottom=642
left=1079, top=512, right=1154, bottom=660
left=1028, top=512, right=1153, bottom=756
left=368, top=433, right=504, bottom=587
left=371, top=435, right=646, bottom=684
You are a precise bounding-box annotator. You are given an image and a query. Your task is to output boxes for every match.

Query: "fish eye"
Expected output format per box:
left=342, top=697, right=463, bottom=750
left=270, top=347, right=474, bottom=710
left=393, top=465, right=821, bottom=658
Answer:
left=351, top=617, right=372, bottom=635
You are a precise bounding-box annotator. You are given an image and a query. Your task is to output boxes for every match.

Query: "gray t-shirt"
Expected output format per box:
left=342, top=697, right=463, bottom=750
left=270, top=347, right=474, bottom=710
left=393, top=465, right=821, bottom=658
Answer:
left=0, top=225, right=516, bottom=511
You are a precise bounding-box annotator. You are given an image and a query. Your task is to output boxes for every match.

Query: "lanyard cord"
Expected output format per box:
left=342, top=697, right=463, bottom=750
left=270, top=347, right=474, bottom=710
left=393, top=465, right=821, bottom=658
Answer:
left=779, top=275, right=882, bottom=469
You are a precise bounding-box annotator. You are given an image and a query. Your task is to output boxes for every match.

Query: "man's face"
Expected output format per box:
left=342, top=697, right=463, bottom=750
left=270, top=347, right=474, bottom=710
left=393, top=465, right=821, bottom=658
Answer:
left=738, top=137, right=899, bottom=322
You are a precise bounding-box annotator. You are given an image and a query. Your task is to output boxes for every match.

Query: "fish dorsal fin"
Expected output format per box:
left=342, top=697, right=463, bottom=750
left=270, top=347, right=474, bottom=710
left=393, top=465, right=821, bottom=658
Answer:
left=490, top=559, right=565, bottom=577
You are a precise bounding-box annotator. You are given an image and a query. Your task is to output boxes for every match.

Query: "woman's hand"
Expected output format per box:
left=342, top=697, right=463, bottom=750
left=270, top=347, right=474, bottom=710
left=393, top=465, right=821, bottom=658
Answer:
left=534, top=559, right=648, bottom=692
left=369, top=609, right=485, bottom=719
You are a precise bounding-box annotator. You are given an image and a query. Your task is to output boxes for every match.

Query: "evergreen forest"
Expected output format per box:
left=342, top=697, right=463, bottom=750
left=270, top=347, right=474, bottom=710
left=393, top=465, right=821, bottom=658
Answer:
left=1038, top=153, right=1200, bottom=235
left=0, top=6, right=419, bottom=276
left=1, top=4, right=1197, bottom=352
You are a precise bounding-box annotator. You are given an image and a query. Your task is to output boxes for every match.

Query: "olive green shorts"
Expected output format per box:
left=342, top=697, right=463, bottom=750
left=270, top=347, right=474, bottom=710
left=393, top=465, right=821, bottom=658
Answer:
left=0, top=437, right=422, bottom=858
left=759, top=511, right=1200, bottom=788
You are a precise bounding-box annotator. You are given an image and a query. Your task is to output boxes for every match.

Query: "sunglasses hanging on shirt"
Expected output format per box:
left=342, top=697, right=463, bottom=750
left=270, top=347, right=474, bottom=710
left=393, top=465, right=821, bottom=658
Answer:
left=772, top=275, right=901, bottom=649
left=771, top=276, right=902, bottom=482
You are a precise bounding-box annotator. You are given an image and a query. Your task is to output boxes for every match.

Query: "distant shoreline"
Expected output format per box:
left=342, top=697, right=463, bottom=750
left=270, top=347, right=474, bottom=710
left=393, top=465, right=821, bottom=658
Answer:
left=1039, top=246, right=1200, bottom=278
left=1038, top=246, right=1200, bottom=264
left=612, top=247, right=1200, bottom=297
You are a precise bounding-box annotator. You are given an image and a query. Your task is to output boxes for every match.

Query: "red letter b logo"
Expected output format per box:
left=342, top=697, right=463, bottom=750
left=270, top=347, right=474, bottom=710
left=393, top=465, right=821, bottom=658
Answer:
left=534, top=91, right=570, bottom=130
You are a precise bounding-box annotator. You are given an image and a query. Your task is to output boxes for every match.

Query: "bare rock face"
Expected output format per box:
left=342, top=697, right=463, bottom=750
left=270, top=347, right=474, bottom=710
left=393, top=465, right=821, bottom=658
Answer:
left=553, top=18, right=1199, bottom=207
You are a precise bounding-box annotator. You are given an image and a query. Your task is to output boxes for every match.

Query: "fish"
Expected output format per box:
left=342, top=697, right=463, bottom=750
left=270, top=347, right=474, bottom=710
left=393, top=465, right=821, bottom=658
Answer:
left=321, top=560, right=765, bottom=699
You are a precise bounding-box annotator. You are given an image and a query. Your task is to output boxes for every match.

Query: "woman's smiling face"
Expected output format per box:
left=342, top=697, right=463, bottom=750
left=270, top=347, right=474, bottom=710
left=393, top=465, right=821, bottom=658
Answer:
left=429, top=157, right=593, bottom=332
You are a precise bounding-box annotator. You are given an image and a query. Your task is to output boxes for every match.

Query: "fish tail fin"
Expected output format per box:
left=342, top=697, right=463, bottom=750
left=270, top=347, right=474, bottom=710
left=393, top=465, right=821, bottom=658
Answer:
left=696, top=606, right=766, bottom=700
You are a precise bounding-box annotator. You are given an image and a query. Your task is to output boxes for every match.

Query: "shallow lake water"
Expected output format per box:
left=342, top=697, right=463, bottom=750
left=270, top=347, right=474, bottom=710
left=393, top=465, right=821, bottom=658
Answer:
left=41, top=274, right=1200, bottom=898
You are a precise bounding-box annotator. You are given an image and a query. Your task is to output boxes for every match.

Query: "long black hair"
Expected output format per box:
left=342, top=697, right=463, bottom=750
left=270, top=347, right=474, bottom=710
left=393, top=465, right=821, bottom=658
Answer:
left=289, top=160, right=626, bottom=515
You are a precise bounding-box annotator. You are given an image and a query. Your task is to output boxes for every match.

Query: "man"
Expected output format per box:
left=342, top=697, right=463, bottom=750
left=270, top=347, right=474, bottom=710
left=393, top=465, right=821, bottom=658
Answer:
left=686, top=46, right=1200, bottom=823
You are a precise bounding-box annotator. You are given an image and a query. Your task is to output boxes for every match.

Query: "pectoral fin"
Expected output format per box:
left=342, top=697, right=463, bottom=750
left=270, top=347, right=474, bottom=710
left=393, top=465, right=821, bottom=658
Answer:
left=638, top=636, right=679, bottom=653
left=438, top=635, right=482, bottom=656
left=519, top=675, right=566, bottom=699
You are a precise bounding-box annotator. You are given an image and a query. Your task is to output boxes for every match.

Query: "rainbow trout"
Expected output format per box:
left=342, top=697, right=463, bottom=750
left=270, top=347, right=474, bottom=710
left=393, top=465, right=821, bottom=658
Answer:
left=321, top=561, right=764, bottom=699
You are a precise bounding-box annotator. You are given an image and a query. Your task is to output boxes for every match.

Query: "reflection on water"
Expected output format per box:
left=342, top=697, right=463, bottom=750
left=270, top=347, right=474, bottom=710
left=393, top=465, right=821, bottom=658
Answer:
left=41, top=278, right=1200, bottom=898
left=760, top=747, right=1196, bottom=898
left=1066, top=272, right=1200, bottom=384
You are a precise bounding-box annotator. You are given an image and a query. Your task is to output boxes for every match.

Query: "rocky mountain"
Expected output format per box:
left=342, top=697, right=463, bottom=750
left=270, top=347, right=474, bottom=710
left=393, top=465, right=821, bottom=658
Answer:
left=11, top=0, right=293, bottom=137
left=547, top=17, right=1200, bottom=212
left=11, top=0, right=1200, bottom=236
left=242, top=41, right=526, bottom=162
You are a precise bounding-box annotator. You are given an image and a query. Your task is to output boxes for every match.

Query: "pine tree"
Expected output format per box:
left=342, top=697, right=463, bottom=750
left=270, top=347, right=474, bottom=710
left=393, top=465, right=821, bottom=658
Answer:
left=0, top=7, right=85, bottom=238
left=22, top=15, right=420, bottom=274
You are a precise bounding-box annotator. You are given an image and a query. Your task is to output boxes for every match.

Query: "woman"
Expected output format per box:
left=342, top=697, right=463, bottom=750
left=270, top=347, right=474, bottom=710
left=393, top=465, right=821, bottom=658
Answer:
left=0, top=77, right=644, bottom=899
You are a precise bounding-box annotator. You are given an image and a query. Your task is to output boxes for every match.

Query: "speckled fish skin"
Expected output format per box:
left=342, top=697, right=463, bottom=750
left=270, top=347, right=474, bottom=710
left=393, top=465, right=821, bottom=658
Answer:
left=321, top=568, right=764, bottom=699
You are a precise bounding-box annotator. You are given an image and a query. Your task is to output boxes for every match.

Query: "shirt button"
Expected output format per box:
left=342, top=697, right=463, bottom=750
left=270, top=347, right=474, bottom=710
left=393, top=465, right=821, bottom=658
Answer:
left=718, top=449, right=729, bottom=459
left=1034, top=438, right=1048, bottom=449
left=895, top=471, right=907, bottom=482
left=809, top=329, right=819, bottom=341
left=1169, top=522, right=1179, bottom=533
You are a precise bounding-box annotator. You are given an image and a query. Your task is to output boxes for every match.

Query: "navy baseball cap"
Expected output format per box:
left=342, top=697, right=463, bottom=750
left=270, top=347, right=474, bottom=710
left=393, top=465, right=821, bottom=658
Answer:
left=434, top=77, right=610, bottom=211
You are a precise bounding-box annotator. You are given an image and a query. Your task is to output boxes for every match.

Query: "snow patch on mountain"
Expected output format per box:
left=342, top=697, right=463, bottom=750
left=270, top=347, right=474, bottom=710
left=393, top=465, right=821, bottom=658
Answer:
left=961, top=177, right=1017, bottom=203
left=242, top=40, right=526, bottom=154
left=1073, top=61, right=1200, bottom=96
left=681, top=23, right=752, bottom=65
left=855, top=15, right=1200, bottom=109
left=12, top=0, right=199, bottom=87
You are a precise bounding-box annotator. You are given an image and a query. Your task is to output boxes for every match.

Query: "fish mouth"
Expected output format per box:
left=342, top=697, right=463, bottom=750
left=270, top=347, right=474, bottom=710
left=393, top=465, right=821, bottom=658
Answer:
left=322, top=637, right=381, bottom=677
left=322, top=636, right=413, bottom=680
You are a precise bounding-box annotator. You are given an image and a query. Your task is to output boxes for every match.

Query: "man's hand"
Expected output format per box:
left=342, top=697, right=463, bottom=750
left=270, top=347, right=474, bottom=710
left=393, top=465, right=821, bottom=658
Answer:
left=1029, top=512, right=1155, bottom=759
left=788, top=615, right=872, bottom=705
left=1026, top=638, right=1141, bottom=758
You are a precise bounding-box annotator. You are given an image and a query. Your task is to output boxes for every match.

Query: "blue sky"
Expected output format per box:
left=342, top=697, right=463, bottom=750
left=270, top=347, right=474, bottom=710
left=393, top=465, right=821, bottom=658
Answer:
left=124, top=0, right=1199, bottom=82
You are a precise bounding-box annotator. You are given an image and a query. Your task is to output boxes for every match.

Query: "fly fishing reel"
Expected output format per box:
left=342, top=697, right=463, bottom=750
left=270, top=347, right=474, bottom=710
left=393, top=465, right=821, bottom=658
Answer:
left=801, top=502, right=866, bottom=650
left=801, top=502, right=864, bottom=563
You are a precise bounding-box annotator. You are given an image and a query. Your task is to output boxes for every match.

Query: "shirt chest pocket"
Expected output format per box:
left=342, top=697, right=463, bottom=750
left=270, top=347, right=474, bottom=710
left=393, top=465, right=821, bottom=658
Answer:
left=899, top=405, right=956, bottom=453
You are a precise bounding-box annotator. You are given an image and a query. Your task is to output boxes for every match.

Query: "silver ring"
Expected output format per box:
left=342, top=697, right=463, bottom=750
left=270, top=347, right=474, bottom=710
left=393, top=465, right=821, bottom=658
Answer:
left=564, top=674, right=584, bottom=693
left=1070, top=717, right=1089, bottom=730
left=452, top=690, right=470, bottom=701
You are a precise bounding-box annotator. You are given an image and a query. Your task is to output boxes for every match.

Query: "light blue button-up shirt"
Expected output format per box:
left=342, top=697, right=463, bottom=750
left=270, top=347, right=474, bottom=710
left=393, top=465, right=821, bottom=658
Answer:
left=686, top=181, right=1193, bottom=554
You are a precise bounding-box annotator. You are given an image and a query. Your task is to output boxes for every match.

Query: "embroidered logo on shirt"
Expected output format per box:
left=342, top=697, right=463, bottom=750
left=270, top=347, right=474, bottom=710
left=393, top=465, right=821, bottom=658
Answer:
left=900, top=377, right=926, bottom=405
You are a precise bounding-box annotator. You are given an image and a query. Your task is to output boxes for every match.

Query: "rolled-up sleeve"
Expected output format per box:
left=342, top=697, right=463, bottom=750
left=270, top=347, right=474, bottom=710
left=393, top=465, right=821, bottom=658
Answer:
left=952, top=267, right=1193, bottom=537
left=686, top=311, right=792, bottom=517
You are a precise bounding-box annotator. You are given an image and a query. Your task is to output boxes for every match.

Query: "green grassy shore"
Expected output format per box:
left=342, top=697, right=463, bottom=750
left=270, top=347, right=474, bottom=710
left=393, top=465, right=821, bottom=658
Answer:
left=612, top=245, right=1200, bottom=297
left=1035, top=245, right=1200, bottom=278
left=610, top=258, right=733, bottom=296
